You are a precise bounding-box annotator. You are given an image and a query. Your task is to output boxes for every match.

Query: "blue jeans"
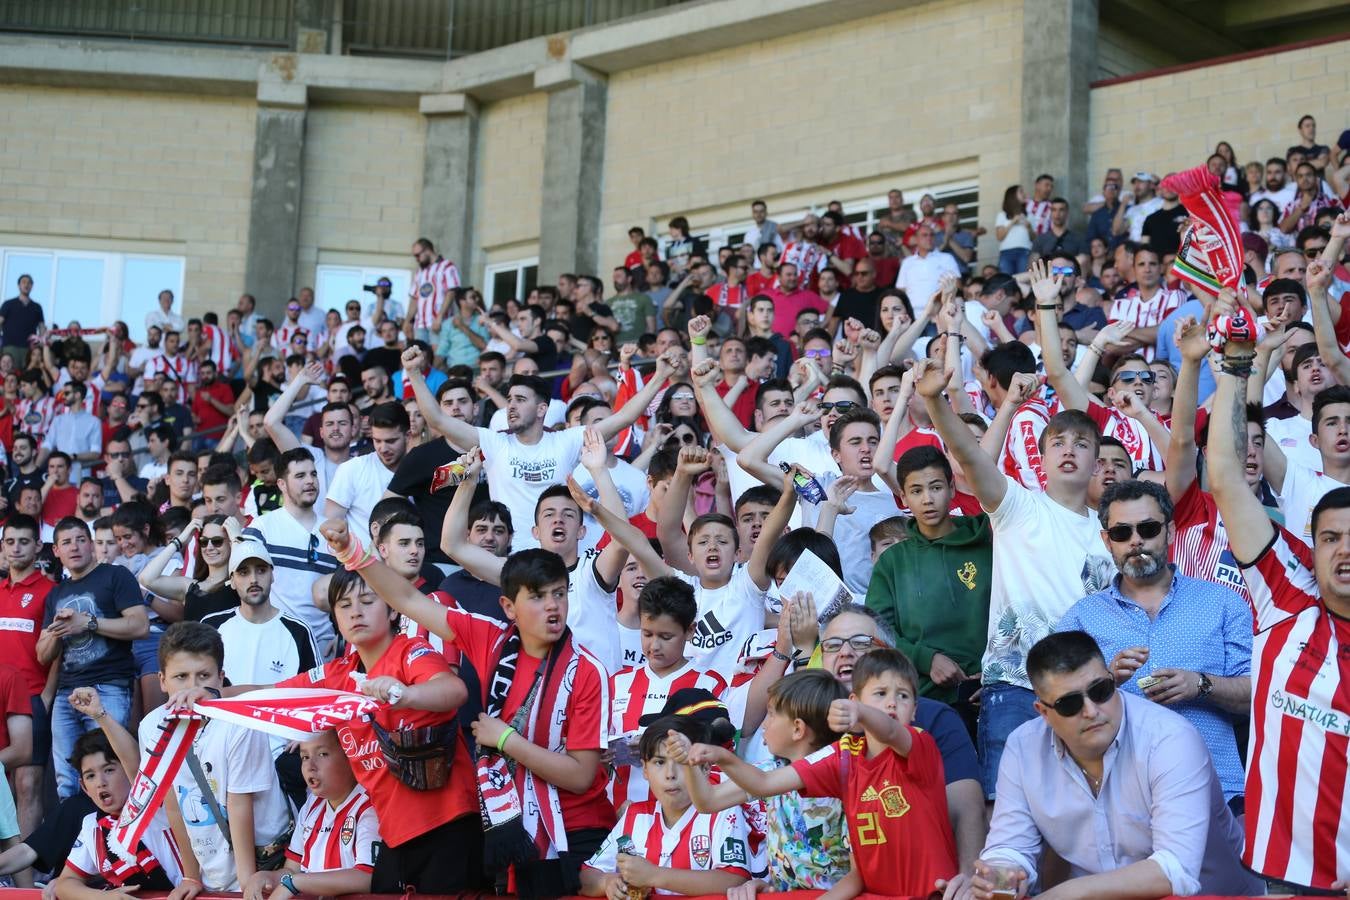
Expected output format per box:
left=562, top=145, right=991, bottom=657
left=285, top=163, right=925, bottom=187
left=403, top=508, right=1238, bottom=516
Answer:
left=977, top=682, right=1038, bottom=798
left=998, top=247, right=1030, bottom=275
left=52, top=683, right=132, bottom=798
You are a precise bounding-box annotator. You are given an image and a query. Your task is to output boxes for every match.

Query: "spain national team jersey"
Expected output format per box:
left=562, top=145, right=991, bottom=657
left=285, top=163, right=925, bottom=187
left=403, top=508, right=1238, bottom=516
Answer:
left=584, top=799, right=754, bottom=893
left=608, top=661, right=727, bottom=805
left=1238, top=531, right=1350, bottom=889
left=286, top=785, right=380, bottom=874
left=792, top=730, right=956, bottom=895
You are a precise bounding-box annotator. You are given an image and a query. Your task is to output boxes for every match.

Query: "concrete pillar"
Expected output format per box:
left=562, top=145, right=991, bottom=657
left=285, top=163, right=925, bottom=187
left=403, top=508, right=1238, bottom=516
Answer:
left=244, top=81, right=307, bottom=319
left=535, top=63, right=608, bottom=283
left=418, top=93, right=480, bottom=277
left=1019, top=0, right=1098, bottom=226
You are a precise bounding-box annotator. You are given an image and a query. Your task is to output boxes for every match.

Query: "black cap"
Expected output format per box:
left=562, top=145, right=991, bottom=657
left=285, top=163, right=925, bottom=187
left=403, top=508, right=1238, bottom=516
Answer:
left=982, top=273, right=1018, bottom=296
left=637, top=688, right=729, bottom=727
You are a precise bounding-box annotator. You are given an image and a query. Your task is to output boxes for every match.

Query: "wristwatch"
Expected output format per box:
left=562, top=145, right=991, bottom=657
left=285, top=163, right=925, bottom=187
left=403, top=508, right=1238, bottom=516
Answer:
left=84, top=614, right=98, bottom=635
left=1197, top=673, right=1214, bottom=698
left=279, top=873, right=299, bottom=896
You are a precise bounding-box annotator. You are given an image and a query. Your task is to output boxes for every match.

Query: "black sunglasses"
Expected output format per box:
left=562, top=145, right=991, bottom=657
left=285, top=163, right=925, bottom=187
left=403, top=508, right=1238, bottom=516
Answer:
left=820, top=400, right=859, bottom=412
left=1113, top=371, right=1156, bottom=385
left=1044, top=677, right=1116, bottom=717
left=307, top=533, right=319, bottom=564
left=1105, top=520, right=1165, bottom=543
left=201, top=536, right=227, bottom=549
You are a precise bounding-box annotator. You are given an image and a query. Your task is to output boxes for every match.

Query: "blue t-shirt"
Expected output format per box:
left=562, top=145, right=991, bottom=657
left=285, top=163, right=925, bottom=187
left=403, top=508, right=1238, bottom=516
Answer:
left=914, top=697, right=979, bottom=785
left=43, top=563, right=145, bottom=689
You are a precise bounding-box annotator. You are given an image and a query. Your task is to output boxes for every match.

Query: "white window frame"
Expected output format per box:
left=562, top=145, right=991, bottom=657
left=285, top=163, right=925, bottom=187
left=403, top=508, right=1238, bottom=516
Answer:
left=658, top=179, right=979, bottom=259
left=0, top=245, right=186, bottom=343
left=484, top=257, right=539, bottom=308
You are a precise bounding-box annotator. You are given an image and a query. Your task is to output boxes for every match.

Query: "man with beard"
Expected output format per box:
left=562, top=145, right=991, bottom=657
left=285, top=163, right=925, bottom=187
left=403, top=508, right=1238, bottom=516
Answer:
left=1054, top=480, right=1252, bottom=808
left=73, top=478, right=102, bottom=528
left=322, top=401, right=409, bottom=537
left=5, top=433, right=42, bottom=496
left=266, top=362, right=355, bottom=508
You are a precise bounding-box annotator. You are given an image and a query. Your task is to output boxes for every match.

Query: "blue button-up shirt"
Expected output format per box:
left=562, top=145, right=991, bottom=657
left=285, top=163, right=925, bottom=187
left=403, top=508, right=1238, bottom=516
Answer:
left=981, top=692, right=1265, bottom=896
left=1056, top=569, right=1252, bottom=799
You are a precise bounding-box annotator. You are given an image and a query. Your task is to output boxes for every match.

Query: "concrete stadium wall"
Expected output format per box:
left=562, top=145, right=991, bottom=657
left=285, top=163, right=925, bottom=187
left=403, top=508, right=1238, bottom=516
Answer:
left=296, top=104, right=426, bottom=289
left=598, top=0, right=1024, bottom=268
left=475, top=92, right=548, bottom=267
left=0, top=84, right=256, bottom=315
left=1088, top=37, right=1350, bottom=187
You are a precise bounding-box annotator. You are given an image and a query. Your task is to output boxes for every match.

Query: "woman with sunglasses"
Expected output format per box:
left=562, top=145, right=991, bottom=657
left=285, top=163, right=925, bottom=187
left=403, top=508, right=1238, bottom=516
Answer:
left=654, top=380, right=700, bottom=423
left=138, top=515, right=241, bottom=623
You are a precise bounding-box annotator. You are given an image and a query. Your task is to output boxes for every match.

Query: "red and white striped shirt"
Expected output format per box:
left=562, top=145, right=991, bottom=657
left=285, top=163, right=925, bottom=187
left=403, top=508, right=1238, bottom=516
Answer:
left=585, top=799, right=753, bottom=891
left=202, top=324, right=238, bottom=373
left=148, top=354, right=197, bottom=403
left=1107, top=286, right=1187, bottom=362
left=608, top=661, right=727, bottom=805
left=781, top=241, right=827, bottom=289
left=409, top=257, right=461, bottom=330
left=14, top=395, right=60, bottom=442
left=1026, top=199, right=1053, bottom=235
left=1238, top=530, right=1350, bottom=889
left=1000, top=395, right=1050, bottom=490
left=1170, top=480, right=1263, bottom=602
left=1084, top=402, right=1164, bottom=470
left=285, top=785, right=379, bottom=874
left=274, top=324, right=318, bottom=354
left=706, top=282, right=750, bottom=311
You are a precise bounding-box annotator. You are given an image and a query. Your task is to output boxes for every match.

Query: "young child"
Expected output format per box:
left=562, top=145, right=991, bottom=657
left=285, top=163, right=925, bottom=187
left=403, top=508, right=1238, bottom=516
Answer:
left=144, top=622, right=293, bottom=893
left=687, top=648, right=957, bottom=898
left=867, top=516, right=909, bottom=563
left=244, top=729, right=381, bottom=899
left=320, top=521, right=614, bottom=899
left=609, top=576, right=727, bottom=806
left=667, top=669, right=852, bottom=895
left=50, top=719, right=182, bottom=896
left=580, top=716, right=753, bottom=899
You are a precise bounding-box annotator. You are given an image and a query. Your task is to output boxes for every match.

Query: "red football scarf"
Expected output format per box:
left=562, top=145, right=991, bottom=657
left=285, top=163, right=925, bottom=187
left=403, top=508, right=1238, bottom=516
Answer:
left=110, top=689, right=380, bottom=863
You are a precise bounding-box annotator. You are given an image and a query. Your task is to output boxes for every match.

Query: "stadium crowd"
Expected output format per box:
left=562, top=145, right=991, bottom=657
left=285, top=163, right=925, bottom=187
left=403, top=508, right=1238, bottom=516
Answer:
left=0, top=117, right=1347, bottom=900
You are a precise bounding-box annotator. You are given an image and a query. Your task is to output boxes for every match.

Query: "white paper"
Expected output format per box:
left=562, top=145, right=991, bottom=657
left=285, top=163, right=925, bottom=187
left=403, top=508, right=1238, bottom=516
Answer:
left=777, top=549, right=856, bottom=621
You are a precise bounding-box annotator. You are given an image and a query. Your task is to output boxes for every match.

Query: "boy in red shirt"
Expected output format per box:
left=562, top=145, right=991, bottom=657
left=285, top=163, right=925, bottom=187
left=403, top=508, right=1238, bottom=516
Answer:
left=321, top=521, right=614, bottom=899
left=690, top=647, right=957, bottom=898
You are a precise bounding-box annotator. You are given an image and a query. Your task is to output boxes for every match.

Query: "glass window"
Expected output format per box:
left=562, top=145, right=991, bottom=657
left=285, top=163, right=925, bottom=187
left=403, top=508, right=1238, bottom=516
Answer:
left=484, top=260, right=538, bottom=308
left=121, top=256, right=185, bottom=341
left=53, top=256, right=106, bottom=329
left=1, top=251, right=54, bottom=307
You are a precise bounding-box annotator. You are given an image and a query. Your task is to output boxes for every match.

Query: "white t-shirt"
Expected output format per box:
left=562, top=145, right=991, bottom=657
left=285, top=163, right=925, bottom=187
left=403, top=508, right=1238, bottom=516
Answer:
left=1278, top=460, right=1349, bottom=544
left=1266, top=415, right=1320, bottom=473
left=137, top=707, right=292, bottom=891
left=244, top=509, right=339, bottom=656
left=769, top=431, right=839, bottom=480
left=326, top=451, right=396, bottom=537
left=994, top=211, right=1032, bottom=251
left=568, top=552, right=619, bottom=676
left=571, top=458, right=652, bottom=557
left=129, top=345, right=164, bottom=393
left=202, top=606, right=320, bottom=687
left=616, top=622, right=645, bottom=672
left=673, top=565, right=769, bottom=681
left=984, top=478, right=1116, bottom=689
left=65, top=808, right=182, bottom=886
left=475, top=425, right=586, bottom=550
left=1124, top=196, right=1164, bottom=242
left=798, top=473, right=899, bottom=595
left=299, top=443, right=341, bottom=511
left=896, top=251, right=961, bottom=312
left=488, top=399, right=567, bottom=431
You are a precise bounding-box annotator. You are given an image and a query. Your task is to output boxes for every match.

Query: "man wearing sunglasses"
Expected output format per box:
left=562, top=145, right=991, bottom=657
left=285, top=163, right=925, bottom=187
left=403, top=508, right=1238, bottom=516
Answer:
left=975, top=630, right=1262, bottom=900
left=1055, top=480, right=1252, bottom=809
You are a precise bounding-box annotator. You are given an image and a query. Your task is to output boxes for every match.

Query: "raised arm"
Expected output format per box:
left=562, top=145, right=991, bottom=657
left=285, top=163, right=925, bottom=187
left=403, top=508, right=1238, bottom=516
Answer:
left=402, top=346, right=480, bottom=448
left=746, top=468, right=798, bottom=591
left=320, top=517, right=458, bottom=642
left=574, top=479, right=672, bottom=579
left=595, top=351, right=678, bottom=441
left=692, top=358, right=756, bottom=452
left=981, top=372, right=1038, bottom=460
left=1164, top=315, right=1211, bottom=501
left=884, top=290, right=942, bottom=366
left=263, top=361, right=324, bottom=452
left=1030, top=259, right=1098, bottom=412
left=438, top=449, right=504, bottom=585
left=875, top=367, right=915, bottom=495
left=137, top=519, right=200, bottom=602
left=1206, top=292, right=1276, bottom=563
left=917, top=358, right=1008, bottom=511
left=657, top=447, right=712, bottom=576
left=1307, top=258, right=1350, bottom=385
left=740, top=401, right=818, bottom=487
left=577, top=428, right=631, bottom=586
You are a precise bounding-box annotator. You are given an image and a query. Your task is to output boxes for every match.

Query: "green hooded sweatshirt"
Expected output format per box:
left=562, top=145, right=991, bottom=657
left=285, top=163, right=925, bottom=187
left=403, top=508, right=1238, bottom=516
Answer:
left=864, top=514, right=993, bottom=703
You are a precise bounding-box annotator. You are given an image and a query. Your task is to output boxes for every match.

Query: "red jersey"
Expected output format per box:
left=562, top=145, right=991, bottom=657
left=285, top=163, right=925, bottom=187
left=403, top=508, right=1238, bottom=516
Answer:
left=0, top=665, right=31, bottom=752
left=0, top=569, right=54, bottom=695
left=15, top=395, right=59, bottom=444
left=1000, top=396, right=1050, bottom=490
left=1170, top=480, right=1268, bottom=602
left=793, top=730, right=956, bottom=894
left=285, top=785, right=379, bottom=874
left=148, top=354, right=197, bottom=402
left=715, top=377, right=758, bottom=430
left=278, top=635, right=476, bottom=847
left=191, top=381, right=234, bottom=434
left=399, top=589, right=462, bottom=666
left=584, top=799, right=753, bottom=889
left=745, top=271, right=778, bottom=297
left=1238, top=531, right=1350, bottom=889
left=822, top=233, right=868, bottom=288
left=624, top=250, right=643, bottom=270
left=1084, top=402, right=1163, bottom=470
left=444, top=605, right=615, bottom=832
left=705, top=282, right=750, bottom=311
left=41, top=485, right=77, bottom=527
left=608, top=661, right=726, bottom=805
left=409, top=257, right=461, bottom=329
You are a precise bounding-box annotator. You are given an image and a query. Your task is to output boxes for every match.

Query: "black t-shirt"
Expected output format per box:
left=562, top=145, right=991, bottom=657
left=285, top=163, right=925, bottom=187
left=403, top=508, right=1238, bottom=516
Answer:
left=183, top=581, right=241, bottom=623
left=100, top=474, right=148, bottom=509
left=43, top=564, right=145, bottom=690
left=26, top=791, right=97, bottom=873
left=834, top=287, right=885, bottom=330
left=568, top=304, right=614, bottom=345
left=1141, top=205, right=1190, bottom=257
left=363, top=346, right=403, bottom=379
left=387, top=439, right=489, bottom=565
left=1288, top=142, right=1329, bottom=161
left=6, top=468, right=45, bottom=498
left=527, top=333, right=558, bottom=370
left=0, top=297, right=45, bottom=348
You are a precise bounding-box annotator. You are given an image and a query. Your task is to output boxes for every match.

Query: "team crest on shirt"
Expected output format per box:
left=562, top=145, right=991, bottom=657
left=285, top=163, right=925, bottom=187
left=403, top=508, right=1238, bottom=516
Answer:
left=406, top=645, right=434, bottom=664
left=19, top=593, right=33, bottom=608
left=878, top=784, right=910, bottom=818
left=340, top=814, right=355, bottom=845
left=419, top=283, right=433, bottom=297
left=956, top=562, right=977, bottom=591
left=691, top=834, right=710, bottom=867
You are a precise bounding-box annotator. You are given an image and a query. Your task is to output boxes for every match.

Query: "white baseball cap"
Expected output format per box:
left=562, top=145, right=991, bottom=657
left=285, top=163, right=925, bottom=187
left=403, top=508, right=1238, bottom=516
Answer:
left=228, top=537, right=273, bottom=574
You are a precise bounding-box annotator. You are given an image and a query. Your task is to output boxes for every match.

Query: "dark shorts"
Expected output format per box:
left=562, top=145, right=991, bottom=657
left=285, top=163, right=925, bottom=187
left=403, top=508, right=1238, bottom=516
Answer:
left=370, top=813, right=483, bottom=894
left=512, top=827, right=608, bottom=900
left=29, top=694, right=50, bottom=768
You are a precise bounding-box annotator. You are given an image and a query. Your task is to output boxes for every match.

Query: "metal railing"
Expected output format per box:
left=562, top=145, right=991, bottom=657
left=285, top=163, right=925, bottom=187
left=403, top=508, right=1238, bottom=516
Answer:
left=0, top=0, right=292, bottom=47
